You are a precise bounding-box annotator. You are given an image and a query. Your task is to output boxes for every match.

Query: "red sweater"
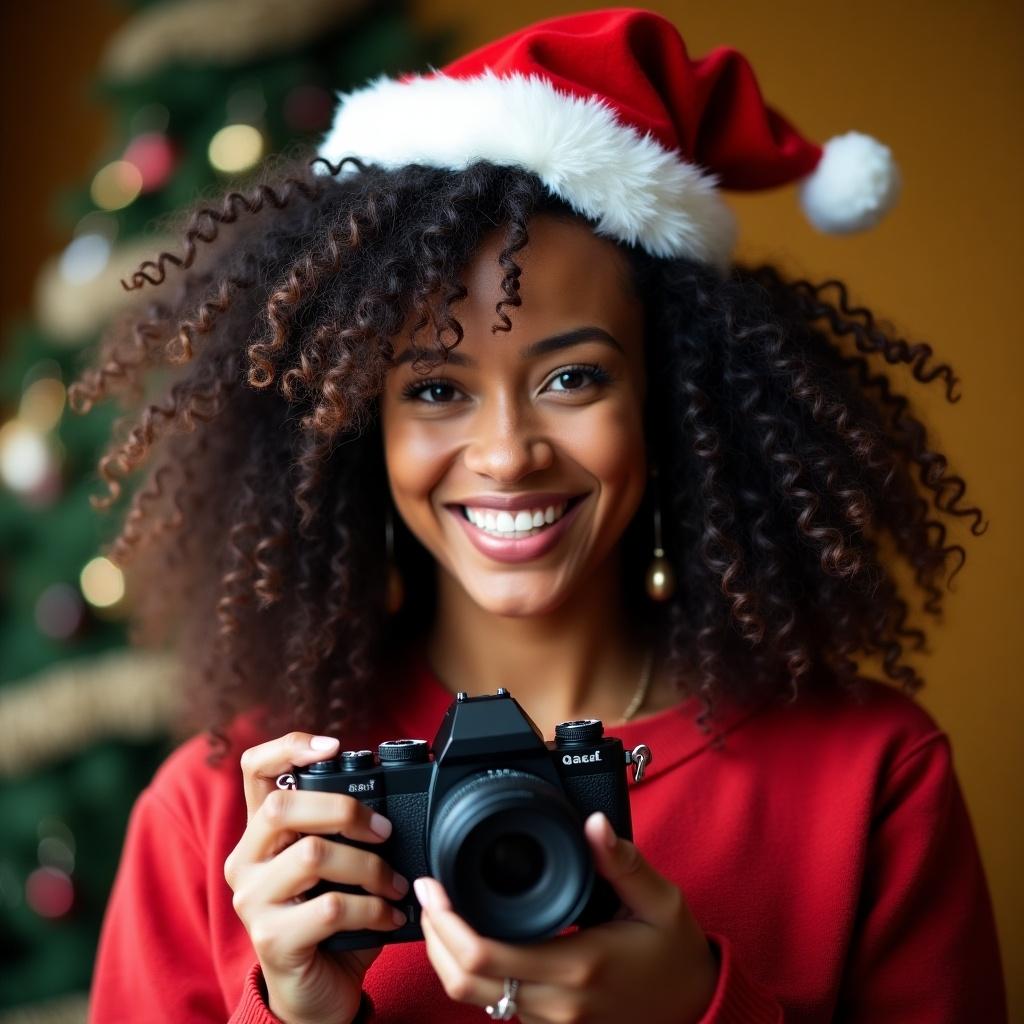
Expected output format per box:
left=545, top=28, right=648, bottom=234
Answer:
left=89, top=655, right=1007, bottom=1023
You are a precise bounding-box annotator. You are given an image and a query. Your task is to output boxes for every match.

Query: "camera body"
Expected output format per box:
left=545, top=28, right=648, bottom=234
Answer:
left=292, top=688, right=647, bottom=951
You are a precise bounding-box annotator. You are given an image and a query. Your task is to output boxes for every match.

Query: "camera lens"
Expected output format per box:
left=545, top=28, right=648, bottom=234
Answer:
left=428, top=771, right=593, bottom=942
left=479, top=832, right=546, bottom=897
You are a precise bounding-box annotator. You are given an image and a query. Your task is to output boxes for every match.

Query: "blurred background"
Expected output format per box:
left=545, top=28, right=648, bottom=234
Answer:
left=0, top=1, right=1020, bottom=1021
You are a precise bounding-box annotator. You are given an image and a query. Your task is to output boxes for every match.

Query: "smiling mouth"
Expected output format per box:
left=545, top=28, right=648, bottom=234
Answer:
left=458, top=495, right=586, bottom=539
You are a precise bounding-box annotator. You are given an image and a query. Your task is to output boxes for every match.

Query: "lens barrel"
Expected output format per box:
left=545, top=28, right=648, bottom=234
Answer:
left=428, top=770, right=593, bottom=942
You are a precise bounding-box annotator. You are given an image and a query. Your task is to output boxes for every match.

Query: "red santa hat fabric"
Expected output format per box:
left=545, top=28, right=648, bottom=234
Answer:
left=317, top=8, right=900, bottom=271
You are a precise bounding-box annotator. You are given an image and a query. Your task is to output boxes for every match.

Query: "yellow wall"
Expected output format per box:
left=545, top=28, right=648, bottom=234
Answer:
left=410, top=0, right=1024, bottom=1011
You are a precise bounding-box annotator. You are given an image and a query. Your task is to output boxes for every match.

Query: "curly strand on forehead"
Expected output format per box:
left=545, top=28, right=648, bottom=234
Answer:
left=69, top=154, right=985, bottom=753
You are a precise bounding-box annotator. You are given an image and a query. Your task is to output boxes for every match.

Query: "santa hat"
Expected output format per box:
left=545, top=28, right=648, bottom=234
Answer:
left=317, top=8, right=900, bottom=271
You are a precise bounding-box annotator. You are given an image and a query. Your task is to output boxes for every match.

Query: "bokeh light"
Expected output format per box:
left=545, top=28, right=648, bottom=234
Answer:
left=90, top=160, right=144, bottom=211
left=19, top=377, right=66, bottom=432
left=0, top=421, right=50, bottom=493
left=226, top=85, right=266, bottom=124
left=73, top=210, right=119, bottom=242
left=123, top=132, right=176, bottom=192
left=38, top=836, right=76, bottom=875
left=25, top=867, right=74, bottom=919
left=58, top=233, right=112, bottom=285
left=35, top=583, right=86, bottom=640
left=129, top=102, right=170, bottom=137
left=208, top=123, right=264, bottom=174
left=283, top=84, right=334, bottom=132
left=79, top=557, right=125, bottom=609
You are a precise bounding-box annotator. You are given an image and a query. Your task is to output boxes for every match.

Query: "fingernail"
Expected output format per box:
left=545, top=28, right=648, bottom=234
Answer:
left=310, top=735, right=337, bottom=751
left=392, top=907, right=406, bottom=926
left=370, top=813, right=392, bottom=839
left=413, top=877, right=432, bottom=909
left=393, top=872, right=410, bottom=896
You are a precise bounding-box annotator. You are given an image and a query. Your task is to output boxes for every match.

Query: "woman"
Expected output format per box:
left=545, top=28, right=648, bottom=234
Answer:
left=79, top=10, right=1006, bottom=1024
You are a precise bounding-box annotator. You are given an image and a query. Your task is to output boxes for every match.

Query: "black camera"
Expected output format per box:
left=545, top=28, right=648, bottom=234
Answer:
left=289, top=689, right=651, bottom=950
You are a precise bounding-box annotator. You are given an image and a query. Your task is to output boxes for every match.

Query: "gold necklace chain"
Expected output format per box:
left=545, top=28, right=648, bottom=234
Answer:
left=427, top=647, right=656, bottom=724
left=620, top=647, right=655, bottom=722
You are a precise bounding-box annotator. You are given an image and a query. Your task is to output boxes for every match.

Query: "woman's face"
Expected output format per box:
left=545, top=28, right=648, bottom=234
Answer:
left=379, top=214, right=648, bottom=617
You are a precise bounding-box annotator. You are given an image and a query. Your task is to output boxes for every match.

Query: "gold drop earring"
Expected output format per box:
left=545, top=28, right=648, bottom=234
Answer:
left=385, top=503, right=405, bottom=615
left=645, top=466, right=676, bottom=602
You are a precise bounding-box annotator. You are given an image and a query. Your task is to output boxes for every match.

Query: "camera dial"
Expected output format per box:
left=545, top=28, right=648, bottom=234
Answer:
left=340, top=750, right=374, bottom=771
left=554, top=719, right=604, bottom=744
left=378, top=739, right=430, bottom=764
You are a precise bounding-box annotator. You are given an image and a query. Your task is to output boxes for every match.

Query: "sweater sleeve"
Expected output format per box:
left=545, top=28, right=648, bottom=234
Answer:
left=88, top=787, right=280, bottom=1024
left=832, top=732, right=1007, bottom=1022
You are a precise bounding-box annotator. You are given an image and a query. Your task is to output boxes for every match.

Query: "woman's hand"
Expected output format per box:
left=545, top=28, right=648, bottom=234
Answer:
left=415, top=812, right=718, bottom=1024
left=224, top=732, right=409, bottom=1024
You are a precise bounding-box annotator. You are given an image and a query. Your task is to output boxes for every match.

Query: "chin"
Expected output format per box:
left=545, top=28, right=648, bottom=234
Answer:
left=464, top=575, right=571, bottom=618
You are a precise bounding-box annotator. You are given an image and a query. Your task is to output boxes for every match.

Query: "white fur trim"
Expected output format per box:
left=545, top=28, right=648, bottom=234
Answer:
left=317, top=71, right=737, bottom=270
left=799, top=131, right=901, bottom=234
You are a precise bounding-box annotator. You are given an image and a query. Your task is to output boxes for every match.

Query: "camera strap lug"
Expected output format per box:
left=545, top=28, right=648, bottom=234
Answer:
left=276, top=773, right=296, bottom=790
left=626, top=743, right=652, bottom=783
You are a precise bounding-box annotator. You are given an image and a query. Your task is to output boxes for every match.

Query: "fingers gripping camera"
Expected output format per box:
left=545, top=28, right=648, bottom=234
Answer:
left=286, top=689, right=652, bottom=950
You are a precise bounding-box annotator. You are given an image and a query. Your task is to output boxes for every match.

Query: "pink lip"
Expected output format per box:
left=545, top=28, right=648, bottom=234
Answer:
left=449, top=497, right=587, bottom=564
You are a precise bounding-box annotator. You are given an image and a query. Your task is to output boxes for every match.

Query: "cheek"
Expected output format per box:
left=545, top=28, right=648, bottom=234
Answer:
left=382, top=418, right=454, bottom=517
left=569, top=398, right=647, bottom=496
left=555, top=398, right=648, bottom=558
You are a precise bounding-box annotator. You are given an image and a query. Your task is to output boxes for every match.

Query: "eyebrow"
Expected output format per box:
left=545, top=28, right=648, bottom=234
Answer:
left=392, top=326, right=624, bottom=368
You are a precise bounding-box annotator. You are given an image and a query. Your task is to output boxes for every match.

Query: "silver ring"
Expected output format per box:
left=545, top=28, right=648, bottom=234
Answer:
left=485, top=977, right=520, bottom=1020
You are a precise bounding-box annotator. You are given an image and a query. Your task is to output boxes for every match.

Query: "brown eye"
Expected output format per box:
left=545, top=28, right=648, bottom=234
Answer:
left=546, top=364, right=612, bottom=393
left=556, top=370, right=586, bottom=390
left=422, top=384, right=457, bottom=403
left=400, top=378, right=462, bottom=403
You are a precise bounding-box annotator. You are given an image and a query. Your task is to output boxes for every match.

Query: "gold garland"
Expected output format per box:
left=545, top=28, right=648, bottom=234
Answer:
left=0, top=649, right=181, bottom=778
left=0, top=993, right=88, bottom=1024
left=34, top=236, right=171, bottom=345
left=102, top=0, right=369, bottom=81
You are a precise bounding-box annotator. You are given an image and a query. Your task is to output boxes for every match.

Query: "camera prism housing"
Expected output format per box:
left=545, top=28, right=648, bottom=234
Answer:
left=292, top=688, right=645, bottom=950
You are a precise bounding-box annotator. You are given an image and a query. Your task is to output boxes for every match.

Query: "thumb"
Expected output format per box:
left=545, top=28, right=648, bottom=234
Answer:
left=585, top=812, right=679, bottom=928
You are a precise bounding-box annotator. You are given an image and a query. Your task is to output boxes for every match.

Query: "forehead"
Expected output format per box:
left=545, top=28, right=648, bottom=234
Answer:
left=393, top=214, right=642, bottom=360
left=468, top=214, right=636, bottom=313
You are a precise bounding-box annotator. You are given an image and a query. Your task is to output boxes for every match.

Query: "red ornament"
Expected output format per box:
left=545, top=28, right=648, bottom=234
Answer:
left=283, top=84, right=334, bottom=133
left=25, top=866, right=75, bottom=919
left=123, top=132, right=177, bottom=193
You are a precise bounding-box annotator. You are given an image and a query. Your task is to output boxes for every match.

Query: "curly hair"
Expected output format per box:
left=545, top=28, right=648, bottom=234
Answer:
left=69, top=154, right=986, bottom=751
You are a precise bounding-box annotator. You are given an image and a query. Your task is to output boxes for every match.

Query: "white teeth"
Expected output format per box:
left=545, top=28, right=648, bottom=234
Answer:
left=463, top=500, right=572, bottom=537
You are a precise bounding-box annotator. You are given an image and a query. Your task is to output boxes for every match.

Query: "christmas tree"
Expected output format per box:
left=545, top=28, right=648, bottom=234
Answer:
left=0, top=2, right=443, bottom=1014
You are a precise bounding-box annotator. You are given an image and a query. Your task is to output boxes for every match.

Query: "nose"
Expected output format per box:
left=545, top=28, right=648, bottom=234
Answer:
left=462, top=395, right=554, bottom=482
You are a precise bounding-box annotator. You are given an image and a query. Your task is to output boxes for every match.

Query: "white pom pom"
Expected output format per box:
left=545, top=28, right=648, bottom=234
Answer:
left=799, top=131, right=901, bottom=234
